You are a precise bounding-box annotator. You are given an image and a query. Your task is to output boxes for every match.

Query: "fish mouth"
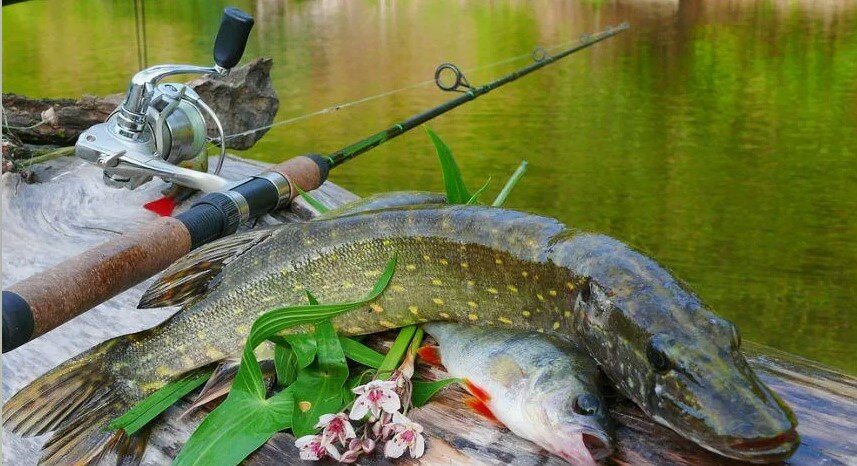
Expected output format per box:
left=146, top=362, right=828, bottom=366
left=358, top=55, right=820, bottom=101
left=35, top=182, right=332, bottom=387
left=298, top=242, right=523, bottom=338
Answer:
left=721, top=429, right=800, bottom=462
left=581, top=431, right=613, bottom=460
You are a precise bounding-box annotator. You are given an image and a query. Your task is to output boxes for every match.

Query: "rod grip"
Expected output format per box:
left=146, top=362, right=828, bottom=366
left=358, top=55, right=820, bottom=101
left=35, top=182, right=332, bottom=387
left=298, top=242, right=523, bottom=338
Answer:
left=269, top=154, right=330, bottom=202
left=213, top=7, right=255, bottom=69
left=3, top=217, right=192, bottom=352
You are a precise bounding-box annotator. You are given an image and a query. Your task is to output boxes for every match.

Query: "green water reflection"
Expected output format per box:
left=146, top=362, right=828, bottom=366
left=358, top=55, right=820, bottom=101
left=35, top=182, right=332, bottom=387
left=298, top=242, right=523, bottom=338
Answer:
left=4, top=0, right=856, bottom=373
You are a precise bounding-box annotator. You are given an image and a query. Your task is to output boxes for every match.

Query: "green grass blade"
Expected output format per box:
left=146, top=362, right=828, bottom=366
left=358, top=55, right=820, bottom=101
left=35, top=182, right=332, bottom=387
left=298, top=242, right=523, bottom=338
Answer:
left=492, top=160, right=528, bottom=207
left=377, top=325, right=417, bottom=376
left=295, top=185, right=330, bottom=213
left=426, top=126, right=472, bottom=204
left=412, top=378, right=461, bottom=408
left=339, top=336, right=385, bottom=368
left=108, top=369, right=212, bottom=435
left=466, top=177, right=492, bottom=205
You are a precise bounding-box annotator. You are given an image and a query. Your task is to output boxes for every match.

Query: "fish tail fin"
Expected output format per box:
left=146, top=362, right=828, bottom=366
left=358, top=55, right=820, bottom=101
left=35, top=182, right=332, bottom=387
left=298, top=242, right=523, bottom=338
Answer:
left=3, top=338, right=147, bottom=465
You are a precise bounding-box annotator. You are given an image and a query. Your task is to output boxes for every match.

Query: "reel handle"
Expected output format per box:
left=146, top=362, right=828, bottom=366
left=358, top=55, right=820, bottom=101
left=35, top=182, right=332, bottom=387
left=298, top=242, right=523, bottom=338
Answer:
left=214, top=7, right=255, bottom=69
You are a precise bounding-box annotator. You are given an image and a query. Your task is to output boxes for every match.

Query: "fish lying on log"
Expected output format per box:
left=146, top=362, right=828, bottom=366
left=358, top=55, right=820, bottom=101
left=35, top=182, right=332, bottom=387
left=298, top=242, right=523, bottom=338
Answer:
left=422, top=323, right=613, bottom=465
left=4, top=202, right=799, bottom=464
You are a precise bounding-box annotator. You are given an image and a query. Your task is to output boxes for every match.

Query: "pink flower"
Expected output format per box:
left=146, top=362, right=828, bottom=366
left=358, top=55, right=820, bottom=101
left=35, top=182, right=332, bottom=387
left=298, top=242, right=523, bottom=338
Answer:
left=349, top=380, right=400, bottom=420
left=294, top=434, right=340, bottom=461
left=316, top=413, right=356, bottom=446
left=383, top=412, right=426, bottom=459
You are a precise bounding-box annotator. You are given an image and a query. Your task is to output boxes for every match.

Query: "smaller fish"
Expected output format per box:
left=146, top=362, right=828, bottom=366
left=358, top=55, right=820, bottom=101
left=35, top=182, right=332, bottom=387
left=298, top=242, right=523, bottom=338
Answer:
left=422, top=323, right=613, bottom=465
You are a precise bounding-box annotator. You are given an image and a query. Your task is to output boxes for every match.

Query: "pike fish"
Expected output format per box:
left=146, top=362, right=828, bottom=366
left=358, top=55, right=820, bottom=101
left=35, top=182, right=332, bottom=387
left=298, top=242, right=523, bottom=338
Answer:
left=422, top=322, right=613, bottom=465
left=5, top=197, right=798, bottom=464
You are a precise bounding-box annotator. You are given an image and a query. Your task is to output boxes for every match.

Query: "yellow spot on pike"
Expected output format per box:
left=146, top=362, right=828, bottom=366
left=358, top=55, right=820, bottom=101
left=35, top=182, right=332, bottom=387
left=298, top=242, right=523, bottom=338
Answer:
left=379, top=320, right=397, bottom=328
left=406, top=264, right=417, bottom=271
left=156, top=365, right=172, bottom=377
left=537, top=293, right=545, bottom=301
left=537, top=328, right=545, bottom=333
left=431, top=278, right=443, bottom=286
left=467, top=280, right=476, bottom=287
left=507, top=285, right=518, bottom=293
left=433, top=298, right=445, bottom=305
left=392, top=284, right=405, bottom=292
left=382, top=239, right=393, bottom=246
left=235, top=324, right=249, bottom=335
left=409, top=306, right=420, bottom=315
left=205, top=347, right=224, bottom=359
left=468, top=313, right=479, bottom=321
left=347, top=326, right=364, bottom=333
left=521, top=271, right=529, bottom=278
left=486, top=287, right=499, bottom=294
left=293, top=284, right=305, bottom=291
left=553, top=321, right=561, bottom=330
left=498, top=316, right=513, bottom=324
left=370, top=303, right=384, bottom=313
left=522, top=310, right=532, bottom=318
left=467, top=301, right=478, bottom=308
left=439, top=312, right=451, bottom=319
left=439, top=259, right=449, bottom=265
left=549, top=290, right=558, bottom=296
left=564, top=311, right=572, bottom=318
left=566, top=281, right=576, bottom=291
left=460, top=262, right=469, bottom=268
left=495, top=258, right=504, bottom=265
left=423, top=255, right=431, bottom=261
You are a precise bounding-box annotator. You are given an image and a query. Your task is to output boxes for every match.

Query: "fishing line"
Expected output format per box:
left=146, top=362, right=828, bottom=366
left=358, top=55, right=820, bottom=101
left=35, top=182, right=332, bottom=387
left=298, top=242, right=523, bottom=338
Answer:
left=211, top=34, right=591, bottom=145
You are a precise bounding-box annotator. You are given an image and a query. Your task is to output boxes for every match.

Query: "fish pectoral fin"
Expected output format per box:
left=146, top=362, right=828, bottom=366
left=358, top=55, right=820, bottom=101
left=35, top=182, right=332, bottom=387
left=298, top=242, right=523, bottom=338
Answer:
left=139, top=228, right=275, bottom=309
left=463, top=378, right=491, bottom=403
left=464, top=396, right=501, bottom=425
left=416, top=345, right=443, bottom=366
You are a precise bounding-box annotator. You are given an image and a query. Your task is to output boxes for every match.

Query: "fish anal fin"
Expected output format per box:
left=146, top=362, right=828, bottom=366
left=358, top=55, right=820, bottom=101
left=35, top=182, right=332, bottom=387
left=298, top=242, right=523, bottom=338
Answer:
left=417, top=345, right=443, bottom=366
left=139, top=228, right=274, bottom=309
left=463, top=378, right=491, bottom=403
left=464, top=397, right=500, bottom=424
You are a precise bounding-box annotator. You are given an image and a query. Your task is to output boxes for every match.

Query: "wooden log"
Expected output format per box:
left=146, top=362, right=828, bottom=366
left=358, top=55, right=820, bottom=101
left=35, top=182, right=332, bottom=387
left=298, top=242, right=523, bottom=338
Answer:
left=2, top=155, right=855, bottom=465
left=1, top=57, right=278, bottom=150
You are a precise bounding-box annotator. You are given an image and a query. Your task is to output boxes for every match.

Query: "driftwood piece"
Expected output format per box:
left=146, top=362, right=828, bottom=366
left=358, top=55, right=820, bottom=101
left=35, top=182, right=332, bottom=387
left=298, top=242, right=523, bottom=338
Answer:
left=1, top=57, right=278, bottom=150
left=2, top=155, right=856, bottom=465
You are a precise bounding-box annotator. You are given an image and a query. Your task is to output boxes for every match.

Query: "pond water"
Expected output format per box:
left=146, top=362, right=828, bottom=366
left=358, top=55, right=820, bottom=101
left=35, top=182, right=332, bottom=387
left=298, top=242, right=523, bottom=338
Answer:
left=4, top=0, right=856, bottom=374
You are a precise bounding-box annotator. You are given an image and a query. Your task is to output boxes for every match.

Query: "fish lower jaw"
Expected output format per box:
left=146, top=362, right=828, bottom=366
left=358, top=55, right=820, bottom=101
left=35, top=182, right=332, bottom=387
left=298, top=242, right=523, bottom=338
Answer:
left=651, top=415, right=799, bottom=463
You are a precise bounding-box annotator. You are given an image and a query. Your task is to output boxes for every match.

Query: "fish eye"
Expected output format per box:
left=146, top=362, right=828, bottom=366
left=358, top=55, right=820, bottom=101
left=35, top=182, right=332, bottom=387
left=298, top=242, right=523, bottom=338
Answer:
left=646, top=339, right=672, bottom=373
left=578, top=278, right=592, bottom=303
left=573, top=393, right=600, bottom=416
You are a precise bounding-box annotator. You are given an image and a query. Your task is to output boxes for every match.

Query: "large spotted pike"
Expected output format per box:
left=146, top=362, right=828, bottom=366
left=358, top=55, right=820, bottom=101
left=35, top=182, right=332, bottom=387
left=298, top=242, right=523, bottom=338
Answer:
left=5, top=196, right=798, bottom=464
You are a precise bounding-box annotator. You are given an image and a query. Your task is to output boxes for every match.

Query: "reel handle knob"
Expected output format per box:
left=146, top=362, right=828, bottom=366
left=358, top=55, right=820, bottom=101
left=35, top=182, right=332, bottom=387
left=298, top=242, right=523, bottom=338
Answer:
left=213, top=7, right=255, bottom=69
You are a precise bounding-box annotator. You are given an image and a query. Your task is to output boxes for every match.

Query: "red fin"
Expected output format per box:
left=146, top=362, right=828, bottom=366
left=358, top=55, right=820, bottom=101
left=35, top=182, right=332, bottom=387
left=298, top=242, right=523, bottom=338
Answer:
left=465, top=396, right=500, bottom=423
left=143, top=196, right=176, bottom=217
left=417, top=345, right=442, bottom=366
left=464, top=378, right=491, bottom=402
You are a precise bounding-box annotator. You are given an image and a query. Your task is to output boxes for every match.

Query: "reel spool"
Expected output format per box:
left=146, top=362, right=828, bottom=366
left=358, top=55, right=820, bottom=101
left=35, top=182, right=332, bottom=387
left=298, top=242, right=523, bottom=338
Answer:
left=75, top=7, right=254, bottom=192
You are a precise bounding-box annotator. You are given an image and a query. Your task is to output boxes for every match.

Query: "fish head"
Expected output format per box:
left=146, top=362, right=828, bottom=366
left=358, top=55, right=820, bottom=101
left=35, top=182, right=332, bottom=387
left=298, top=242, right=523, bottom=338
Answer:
left=566, top=236, right=799, bottom=463
left=524, top=370, right=614, bottom=464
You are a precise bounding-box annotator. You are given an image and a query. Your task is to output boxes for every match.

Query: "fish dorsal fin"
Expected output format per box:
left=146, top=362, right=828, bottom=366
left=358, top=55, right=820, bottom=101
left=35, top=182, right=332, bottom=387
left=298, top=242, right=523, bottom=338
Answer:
left=139, top=228, right=275, bottom=309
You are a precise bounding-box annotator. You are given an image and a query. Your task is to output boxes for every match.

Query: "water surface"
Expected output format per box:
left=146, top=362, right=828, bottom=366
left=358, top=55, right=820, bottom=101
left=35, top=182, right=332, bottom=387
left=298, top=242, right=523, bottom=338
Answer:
left=4, top=0, right=856, bottom=373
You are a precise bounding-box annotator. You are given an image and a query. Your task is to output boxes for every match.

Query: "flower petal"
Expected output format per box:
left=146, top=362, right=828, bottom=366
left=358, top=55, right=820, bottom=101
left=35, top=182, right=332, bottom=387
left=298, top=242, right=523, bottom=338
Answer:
left=384, top=438, right=407, bottom=458
left=295, top=435, right=318, bottom=448
left=411, top=434, right=426, bottom=458
left=325, top=442, right=341, bottom=460
left=349, top=399, right=370, bottom=420
left=379, top=393, right=401, bottom=413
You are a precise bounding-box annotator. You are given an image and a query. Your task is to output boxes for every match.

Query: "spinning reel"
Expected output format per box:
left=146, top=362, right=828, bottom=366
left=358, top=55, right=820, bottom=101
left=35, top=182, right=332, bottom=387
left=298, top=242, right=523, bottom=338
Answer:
left=75, top=7, right=254, bottom=192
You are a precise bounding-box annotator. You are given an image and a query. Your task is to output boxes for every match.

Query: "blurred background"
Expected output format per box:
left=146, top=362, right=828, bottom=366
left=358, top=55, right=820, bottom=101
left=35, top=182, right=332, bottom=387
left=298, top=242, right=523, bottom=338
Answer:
left=3, top=0, right=856, bottom=373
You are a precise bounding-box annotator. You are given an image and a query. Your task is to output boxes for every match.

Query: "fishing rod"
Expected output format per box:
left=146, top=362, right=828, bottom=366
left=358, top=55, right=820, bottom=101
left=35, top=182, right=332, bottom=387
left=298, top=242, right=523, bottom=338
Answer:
left=2, top=15, right=628, bottom=352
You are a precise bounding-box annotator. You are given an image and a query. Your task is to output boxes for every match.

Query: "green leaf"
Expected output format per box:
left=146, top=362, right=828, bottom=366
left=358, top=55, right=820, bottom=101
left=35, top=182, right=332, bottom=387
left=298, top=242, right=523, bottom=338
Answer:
left=377, top=325, right=417, bottom=377
left=108, top=369, right=212, bottom=435
left=290, top=320, right=349, bottom=437
left=426, top=126, right=472, bottom=204
left=284, top=333, right=318, bottom=369
left=339, top=336, right=385, bottom=368
left=172, top=255, right=398, bottom=466
left=492, top=161, right=528, bottom=207
left=273, top=345, right=298, bottom=388
left=295, top=185, right=330, bottom=213
left=466, top=177, right=492, bottom=205
left=412, top=378, right=462, bottom=408
left=172, top=387, right=295, bottom=466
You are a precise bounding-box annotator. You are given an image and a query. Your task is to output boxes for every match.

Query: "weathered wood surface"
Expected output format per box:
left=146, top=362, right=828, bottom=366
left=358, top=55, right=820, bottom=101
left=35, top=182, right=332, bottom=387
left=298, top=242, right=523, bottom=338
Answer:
left=1, top=57, right=278, bottom=150
left=2, top=155, right=856, bottom=465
